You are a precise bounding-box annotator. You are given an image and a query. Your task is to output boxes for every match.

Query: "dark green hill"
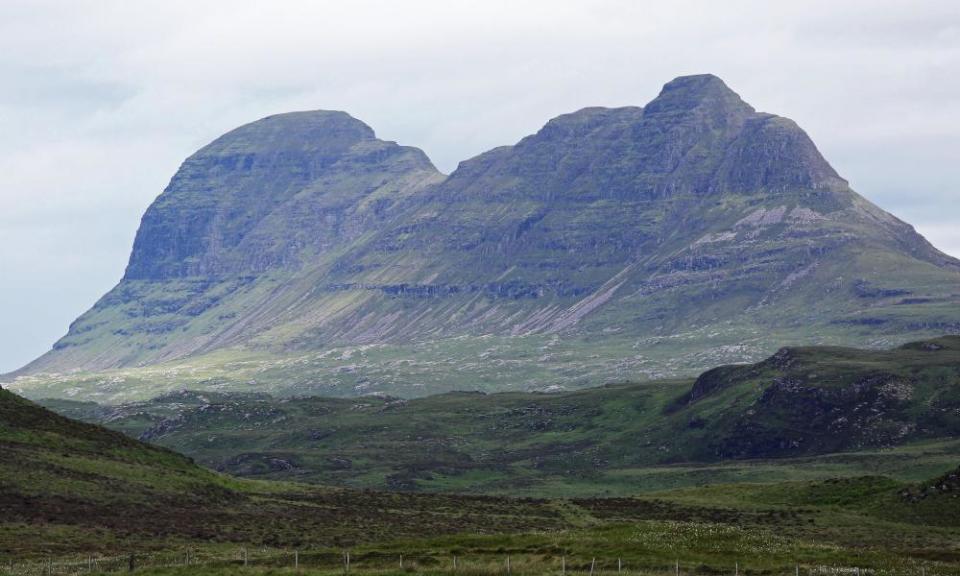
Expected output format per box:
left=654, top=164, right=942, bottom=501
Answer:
left=0, top=387, right=572, bottom=558
left=1, top=385, right=247, bottom=555
left=42, top=337, right=960, bottom=495
left=0, top=385, right=237, bottom=519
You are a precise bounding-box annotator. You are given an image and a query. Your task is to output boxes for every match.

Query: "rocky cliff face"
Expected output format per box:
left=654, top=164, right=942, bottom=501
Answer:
left=11, top=74, right=960, bottom=401
left=126, top=110, right=441, bottom=279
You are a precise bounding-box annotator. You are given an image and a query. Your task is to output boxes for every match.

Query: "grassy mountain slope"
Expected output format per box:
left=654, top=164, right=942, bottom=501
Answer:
left=40, top=337, right=960, bottom=496
left=0, top=385, right=237, bottom=531
left=8, top=75, right=960, bottom=402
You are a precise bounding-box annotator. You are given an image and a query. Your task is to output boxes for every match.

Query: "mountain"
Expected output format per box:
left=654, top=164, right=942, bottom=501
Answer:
left=39, top=336, right=960, bottom=495
left=8, top=74, right=960, bottom=402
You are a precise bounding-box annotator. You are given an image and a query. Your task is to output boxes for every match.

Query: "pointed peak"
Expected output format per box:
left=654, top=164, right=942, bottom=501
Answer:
left=645, top=74, right=754, bottom=116
left=663, top=73, right=731, bottom=92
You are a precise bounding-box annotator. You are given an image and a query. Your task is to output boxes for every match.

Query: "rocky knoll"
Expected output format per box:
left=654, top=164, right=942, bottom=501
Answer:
left=682, top=336, right=960, bottom=459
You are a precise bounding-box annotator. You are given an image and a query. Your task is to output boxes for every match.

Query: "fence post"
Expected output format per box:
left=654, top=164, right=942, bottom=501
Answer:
left=128, top=554, right=135, bottom=573
left=400, top=554, right=403, bottom=570
left=618, top=558, right=622, bottom=574
left=295, top=550, right=299, bottom=570
left=562, top=556, right=566, bottom=576
left=590, top=558, right=596, bottom=576
left=243, top=548, right=248, bottom=567
left=735, top=562, right=738, bottom=576
left=675, top=559, right=680, bottom=576
left=454, top=556, right=458, bottom=571
left=506, top=556, right=511, bottom=575
left=796, top=565, right=799, bottom=576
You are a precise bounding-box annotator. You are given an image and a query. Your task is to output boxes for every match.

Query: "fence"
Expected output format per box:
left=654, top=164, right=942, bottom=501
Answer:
left=0, top=550, right=932, bottom=576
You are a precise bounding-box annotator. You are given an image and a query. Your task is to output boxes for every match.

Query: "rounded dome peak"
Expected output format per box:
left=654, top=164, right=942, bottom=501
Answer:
left=203, top=110, right=376, bottom=156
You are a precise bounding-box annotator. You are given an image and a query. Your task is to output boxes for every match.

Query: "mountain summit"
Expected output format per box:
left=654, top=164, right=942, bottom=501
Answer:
left=10, top=75, right=960, bottom=402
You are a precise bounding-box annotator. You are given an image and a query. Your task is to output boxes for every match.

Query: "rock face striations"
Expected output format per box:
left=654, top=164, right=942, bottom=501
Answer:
left=125, top=111, right=441, bottom=280
left=11, top=75, right=960, bottom=401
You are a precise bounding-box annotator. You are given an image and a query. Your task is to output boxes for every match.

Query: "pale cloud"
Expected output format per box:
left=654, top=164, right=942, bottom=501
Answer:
left=1, top=0, right=959, bottom=371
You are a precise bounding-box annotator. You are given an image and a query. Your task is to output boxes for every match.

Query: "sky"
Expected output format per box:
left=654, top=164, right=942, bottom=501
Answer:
left=1, top=0, right=959, bottom=373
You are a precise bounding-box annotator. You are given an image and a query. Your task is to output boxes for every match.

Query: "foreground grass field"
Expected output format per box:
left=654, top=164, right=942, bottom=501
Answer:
left=5, top=460, right=960, bottom=572
left=7, top=513, right=960, bottom=576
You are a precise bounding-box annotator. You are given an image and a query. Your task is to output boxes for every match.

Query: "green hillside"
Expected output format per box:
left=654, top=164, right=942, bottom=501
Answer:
left=40, top=337, right=960, bottom=496
left=0, top=387, right=576, bottom=558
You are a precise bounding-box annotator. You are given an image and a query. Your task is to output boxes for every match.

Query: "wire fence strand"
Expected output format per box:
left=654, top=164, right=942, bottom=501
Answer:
left=0, top=551, right=933, bottom=576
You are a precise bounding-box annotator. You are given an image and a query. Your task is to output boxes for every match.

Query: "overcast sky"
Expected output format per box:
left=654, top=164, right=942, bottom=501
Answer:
left=1, top=0, right=959, bottom=373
